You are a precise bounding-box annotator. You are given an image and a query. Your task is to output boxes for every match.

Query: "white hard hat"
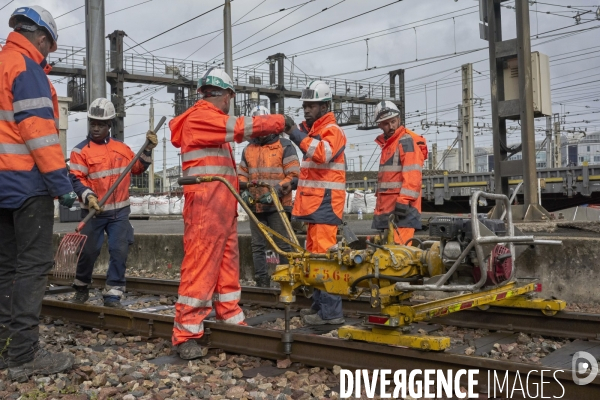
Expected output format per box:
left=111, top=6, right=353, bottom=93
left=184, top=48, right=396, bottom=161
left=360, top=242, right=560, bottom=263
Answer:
left=251, top=105, right=270, bottom=116
left=374, top=100, right=400, bottom=123
left=88, top=98, right=116, bottom=121
left=300, top=80, right=332, bottom=102
left=9, top=6, right=58, bottom=52
left=198, top=67, right=235, bottom=94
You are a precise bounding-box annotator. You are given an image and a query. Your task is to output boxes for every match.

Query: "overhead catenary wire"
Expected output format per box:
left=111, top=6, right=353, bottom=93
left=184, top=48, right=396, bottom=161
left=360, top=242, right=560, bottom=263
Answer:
left=123, top=3, right=225, bottom=52
left=233, top=0, right=404, bottom=61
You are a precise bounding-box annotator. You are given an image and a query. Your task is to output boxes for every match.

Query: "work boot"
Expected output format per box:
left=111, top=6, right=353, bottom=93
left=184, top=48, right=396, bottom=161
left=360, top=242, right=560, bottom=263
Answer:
left=177, top=340, right=208, bottom=360
left=255, top=276, right=270, bottom=288
left=303, top=313, right=345, bottom=326
left=8, top=348, right=74, bottom=383
left=71, top=285, right=89, bottom=304
left=103, top=298, right=124, bottom=309
left=299, top=308, right=318, bottom=317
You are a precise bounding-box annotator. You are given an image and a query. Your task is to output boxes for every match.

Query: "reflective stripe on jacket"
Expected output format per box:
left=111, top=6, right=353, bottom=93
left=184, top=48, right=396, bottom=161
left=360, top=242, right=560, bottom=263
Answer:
left=170, top=100, right=285, bottom=216
left=237, top=136, right=300, bottom=213
left=291, top=112, right=346, bottom=225
left=372, top=127, right=427, bottom=230
left=0, top=32, right=72, bottom=208
left=69, top=137, right=151, bottom=215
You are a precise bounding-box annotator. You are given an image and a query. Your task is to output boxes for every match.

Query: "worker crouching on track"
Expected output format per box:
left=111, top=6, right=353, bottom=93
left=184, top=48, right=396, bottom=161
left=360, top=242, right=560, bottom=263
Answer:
left=372, top=101, right=428, bottom=244
left=170, top=68, right=291, bottom=360
left=284, top=81, right=346, bottom=326
left=0, top=6, right=78, bottom=381
left=238, top=105, right=300, bottom=288
left=69, top=98, right=158, bottom=308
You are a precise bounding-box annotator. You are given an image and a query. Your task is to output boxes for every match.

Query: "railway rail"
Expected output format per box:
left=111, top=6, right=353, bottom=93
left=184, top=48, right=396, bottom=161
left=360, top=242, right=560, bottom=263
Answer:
left=44, top=276, right=600, bottom=398
left=48, top=275, right=600, bottom=340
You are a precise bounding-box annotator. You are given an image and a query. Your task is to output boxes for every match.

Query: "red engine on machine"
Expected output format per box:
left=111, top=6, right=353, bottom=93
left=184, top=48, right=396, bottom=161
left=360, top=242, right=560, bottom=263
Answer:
left=472, top=245, right=513, bottom=286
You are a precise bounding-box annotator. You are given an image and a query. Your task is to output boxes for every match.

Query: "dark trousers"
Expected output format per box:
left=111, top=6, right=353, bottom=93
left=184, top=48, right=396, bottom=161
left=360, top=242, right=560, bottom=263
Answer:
left=0, top=196, right=54, bottom=365
left=312, top=289, right=343, bottom=320
left=250, top=211, right=293, bottom=279
left=75, top=211, right=134, bottom=299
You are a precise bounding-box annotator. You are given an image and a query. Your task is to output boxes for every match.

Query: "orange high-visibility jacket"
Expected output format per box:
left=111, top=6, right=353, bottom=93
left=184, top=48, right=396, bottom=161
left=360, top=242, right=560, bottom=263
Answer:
left=170, top=100, right=285, bottom=213
left=237, top=135, right=300, bottom=213
left=290, top=112, right=346, bottom=225
left=0, top=32, right=72, bottom=208
left=69, top=137, right=152, bottom=213
left=372, top=126, right=427, bottom=230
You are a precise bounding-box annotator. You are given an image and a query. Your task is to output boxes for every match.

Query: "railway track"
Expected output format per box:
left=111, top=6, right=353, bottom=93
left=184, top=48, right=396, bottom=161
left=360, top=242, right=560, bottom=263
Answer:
left=48, top=275, right=600, bottom=340
left=44, top=275, right=600, bottom=398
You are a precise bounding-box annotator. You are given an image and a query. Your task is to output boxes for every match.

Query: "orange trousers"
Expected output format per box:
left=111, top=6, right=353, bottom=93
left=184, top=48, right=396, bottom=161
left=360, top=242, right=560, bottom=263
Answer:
left=394, top=227, right=415, bottom=246
left=306, top=223, right=338, bottom=253
left=172, top=190, right=245, bottom=346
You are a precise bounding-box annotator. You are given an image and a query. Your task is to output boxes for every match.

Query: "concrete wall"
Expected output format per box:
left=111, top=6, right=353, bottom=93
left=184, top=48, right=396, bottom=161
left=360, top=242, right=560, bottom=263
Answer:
left=52, top=233, right=600, bottom=304
left=516, top=237, right=600, bottom=303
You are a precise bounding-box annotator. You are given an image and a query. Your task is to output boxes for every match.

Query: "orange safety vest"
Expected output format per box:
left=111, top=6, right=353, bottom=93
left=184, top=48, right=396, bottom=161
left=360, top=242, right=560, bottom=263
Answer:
left=69, top=137, right=151, bottom=213
left=0, top=32, right=71, bottom=208
left=292, top=112, right=346, bottom=225
left=238, top=135, right=299, bottom=213
left=372, top=126, right=427, bottom=230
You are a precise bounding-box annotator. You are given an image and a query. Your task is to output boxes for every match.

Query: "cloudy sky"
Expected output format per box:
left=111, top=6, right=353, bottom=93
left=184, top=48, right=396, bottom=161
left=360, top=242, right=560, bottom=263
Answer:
left=2, top=0, right=599, bottom=176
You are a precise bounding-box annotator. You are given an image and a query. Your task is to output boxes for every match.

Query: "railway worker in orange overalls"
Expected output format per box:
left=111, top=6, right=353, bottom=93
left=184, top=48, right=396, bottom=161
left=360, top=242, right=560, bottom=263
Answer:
left=372, top=101, right=428, bottom=245
left=170, top=68, right=291, bottom=359
left=284, top=81, right=346, bottom=326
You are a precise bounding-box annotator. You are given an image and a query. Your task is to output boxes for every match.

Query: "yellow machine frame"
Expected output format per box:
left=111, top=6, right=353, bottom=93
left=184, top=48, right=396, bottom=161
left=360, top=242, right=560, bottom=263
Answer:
left=178, top=176, right=565, bottom=351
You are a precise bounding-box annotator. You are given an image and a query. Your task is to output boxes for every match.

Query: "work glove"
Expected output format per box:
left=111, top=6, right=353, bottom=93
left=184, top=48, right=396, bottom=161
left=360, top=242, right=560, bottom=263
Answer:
left=274, top=184, right=284, bottom=198
left=393, top=202, right=409, bottom=220
left=288, top=125, right=307, bottom=145
left=87, top=194, right=104, bottom=213
left=145, top=130, right=158, bottom=150
left=241, top=190, right=255, bottom=207
left=258, top=192, right=274, bottom=204
left=280, top=182, right=292, bottom=196
left=58, top=192, right=78, bottom=208
left=284, top=115, right=295, bottom=133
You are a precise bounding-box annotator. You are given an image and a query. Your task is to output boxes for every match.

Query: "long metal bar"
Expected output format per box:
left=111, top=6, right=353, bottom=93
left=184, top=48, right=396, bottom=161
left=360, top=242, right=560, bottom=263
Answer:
left=178, top=176, right=307, bottom=257
left=248, top=182, right=300, bottom=246
left=516, top=0, right=538, bottom=210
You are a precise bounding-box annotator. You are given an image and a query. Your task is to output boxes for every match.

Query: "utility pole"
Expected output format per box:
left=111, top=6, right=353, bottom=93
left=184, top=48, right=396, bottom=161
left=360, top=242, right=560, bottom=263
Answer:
left=85, top=0, right=106, bottom=105
left=516, top=0, right=543, bottom=220
left=457, top=104, right=463, bottom=171
left=162, top=125, right=167, bottom=192
left=359, top=155, right=363, bottom=172
left=223, top=0, right=234, bottom=154
left=108, top=30, right=126, bottom=141
left=432, top=143, right=438, bottom=170
left=480, top=0, right=549, bottom=220
left=461, top=63, right=475, bottom=173
left=148, top=97, right=155, bottom=194
left=553, top=113, right=561, bottom=167
left=546, top=115, right=552, bottom=168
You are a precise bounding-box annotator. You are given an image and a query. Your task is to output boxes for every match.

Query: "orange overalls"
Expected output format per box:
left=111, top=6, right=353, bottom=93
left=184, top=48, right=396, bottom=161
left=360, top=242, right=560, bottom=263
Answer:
left=289, top=112, right=346, bottom=319
left=170, top=100, right=284, bottom=345
left=372, top=127, right=427, bottom=245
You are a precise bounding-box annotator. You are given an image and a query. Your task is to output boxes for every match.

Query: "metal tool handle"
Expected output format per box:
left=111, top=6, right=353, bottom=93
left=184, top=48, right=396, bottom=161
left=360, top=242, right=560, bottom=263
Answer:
left=76, top=116, right=167, bottom=232
left=178, top=175, right=306, bottom=256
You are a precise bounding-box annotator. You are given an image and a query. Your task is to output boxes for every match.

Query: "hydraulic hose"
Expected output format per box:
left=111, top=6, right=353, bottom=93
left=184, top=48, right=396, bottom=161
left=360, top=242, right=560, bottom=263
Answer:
left=350, top=274, right=421, bottom=292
